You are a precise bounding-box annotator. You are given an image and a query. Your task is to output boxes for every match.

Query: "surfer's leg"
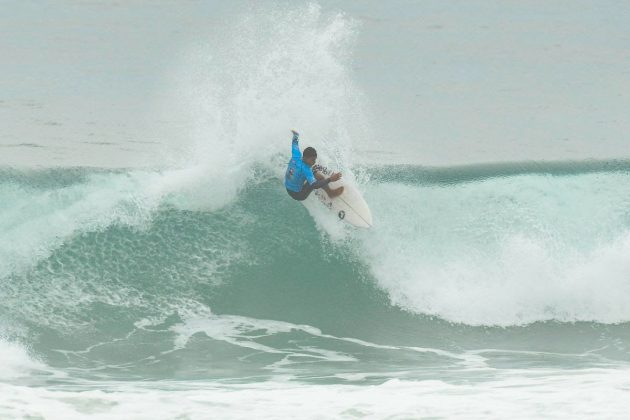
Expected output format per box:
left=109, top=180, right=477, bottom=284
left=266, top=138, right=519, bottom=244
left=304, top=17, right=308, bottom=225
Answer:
left=286, top=189, right=301, bottom=201
left=301, top=180, right=314, bottom=200
left=286, top=182, right=314, bottom=201
left=314, top=171, right=344, bottom=198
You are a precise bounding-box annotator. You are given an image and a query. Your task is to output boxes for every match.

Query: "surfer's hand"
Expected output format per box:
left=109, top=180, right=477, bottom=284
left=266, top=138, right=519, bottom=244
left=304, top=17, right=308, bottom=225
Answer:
left=330, top=172, right=342, bottom=182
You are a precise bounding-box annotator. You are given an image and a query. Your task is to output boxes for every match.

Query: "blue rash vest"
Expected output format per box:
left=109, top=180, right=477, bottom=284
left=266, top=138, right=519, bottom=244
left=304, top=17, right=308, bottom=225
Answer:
left=284, top=133, right=317, bottom=192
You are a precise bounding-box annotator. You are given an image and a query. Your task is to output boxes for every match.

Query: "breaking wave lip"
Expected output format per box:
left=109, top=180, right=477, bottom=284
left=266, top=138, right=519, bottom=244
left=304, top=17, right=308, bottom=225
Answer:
left=365, top=159, right=630, bottom=185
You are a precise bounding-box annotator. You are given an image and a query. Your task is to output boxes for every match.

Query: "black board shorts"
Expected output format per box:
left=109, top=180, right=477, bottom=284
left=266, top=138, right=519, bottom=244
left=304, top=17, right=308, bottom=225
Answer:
left=286, top=184, right=314, bottom=201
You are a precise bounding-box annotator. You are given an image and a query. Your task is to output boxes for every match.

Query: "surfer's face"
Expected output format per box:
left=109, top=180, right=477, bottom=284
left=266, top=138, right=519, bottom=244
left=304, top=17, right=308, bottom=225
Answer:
left=304, top=156, right=316, bottom=167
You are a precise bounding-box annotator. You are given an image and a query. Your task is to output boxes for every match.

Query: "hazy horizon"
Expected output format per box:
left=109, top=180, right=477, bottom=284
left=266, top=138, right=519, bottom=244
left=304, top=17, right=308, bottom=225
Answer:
left=1, top=0, right=628, bottom=167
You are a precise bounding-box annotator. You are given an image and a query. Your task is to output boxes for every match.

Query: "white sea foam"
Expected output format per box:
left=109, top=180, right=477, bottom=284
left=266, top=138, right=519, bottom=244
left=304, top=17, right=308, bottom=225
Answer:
left=157, top=3, right=365, bottom=201
left=0, top=339, right=46, bottom=381
left=2, top=368, right=630, bottom=419
left=360, top=172, right=630, bottom=326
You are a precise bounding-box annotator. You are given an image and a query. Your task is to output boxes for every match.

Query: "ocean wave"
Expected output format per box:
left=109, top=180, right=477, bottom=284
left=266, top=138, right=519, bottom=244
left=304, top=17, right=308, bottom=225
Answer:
left=1, top=164, right=629, bottom=334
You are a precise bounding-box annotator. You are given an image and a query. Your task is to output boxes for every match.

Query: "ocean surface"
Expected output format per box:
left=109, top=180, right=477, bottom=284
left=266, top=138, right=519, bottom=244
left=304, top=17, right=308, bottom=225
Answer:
left=2, top=1, right=630, bottom=419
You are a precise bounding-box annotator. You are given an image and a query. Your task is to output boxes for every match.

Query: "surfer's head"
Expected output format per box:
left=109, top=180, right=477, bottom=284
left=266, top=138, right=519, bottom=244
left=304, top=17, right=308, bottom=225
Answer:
left=303, top=147, right=317, bottom=166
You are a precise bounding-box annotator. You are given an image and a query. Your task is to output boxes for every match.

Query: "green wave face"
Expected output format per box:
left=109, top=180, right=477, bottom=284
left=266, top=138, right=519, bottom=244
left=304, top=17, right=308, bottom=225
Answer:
left=2, top=162, right=630, bottom=383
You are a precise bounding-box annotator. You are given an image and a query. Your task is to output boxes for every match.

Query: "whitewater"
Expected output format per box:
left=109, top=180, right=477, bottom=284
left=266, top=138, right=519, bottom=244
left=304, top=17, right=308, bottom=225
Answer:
left=2, top=1, right=630, bottom=419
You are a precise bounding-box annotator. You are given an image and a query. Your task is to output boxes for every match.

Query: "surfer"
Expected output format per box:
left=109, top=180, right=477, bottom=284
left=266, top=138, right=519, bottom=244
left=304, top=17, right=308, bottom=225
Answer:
left=285, top=130, right=344, bottom=201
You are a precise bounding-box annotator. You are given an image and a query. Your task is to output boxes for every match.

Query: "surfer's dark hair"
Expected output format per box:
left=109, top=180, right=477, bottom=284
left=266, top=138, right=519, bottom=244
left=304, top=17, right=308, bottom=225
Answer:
left=303, top=147, right=317, bottom=158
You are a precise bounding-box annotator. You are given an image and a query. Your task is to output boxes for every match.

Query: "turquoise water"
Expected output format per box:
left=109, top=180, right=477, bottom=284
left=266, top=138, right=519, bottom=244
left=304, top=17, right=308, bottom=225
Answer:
left=3, top=1, right=630, bottom=418
left=2, top=163, right=630, bottom=418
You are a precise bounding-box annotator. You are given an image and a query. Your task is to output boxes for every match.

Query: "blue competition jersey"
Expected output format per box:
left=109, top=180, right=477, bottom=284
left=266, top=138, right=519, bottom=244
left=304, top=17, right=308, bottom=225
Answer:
left=285, top=133, right=316, bottom=192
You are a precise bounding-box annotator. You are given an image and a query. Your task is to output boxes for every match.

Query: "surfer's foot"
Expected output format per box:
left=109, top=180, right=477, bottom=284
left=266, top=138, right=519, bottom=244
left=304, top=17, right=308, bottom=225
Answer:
left=326, top=186, right=344, bottom=198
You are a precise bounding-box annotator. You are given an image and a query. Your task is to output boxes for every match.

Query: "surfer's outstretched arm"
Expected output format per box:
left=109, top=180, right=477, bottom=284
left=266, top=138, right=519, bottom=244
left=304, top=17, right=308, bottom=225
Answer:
left=308, top=170, right=342, bottom=190
left=291, top=130, right=301, bottom=158
left=313, top=170, right=344, bottom=198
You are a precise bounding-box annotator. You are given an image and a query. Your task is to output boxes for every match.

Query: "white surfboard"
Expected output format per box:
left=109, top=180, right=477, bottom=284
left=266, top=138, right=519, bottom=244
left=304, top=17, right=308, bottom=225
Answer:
left=306, top=166, right=373, bottom=229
